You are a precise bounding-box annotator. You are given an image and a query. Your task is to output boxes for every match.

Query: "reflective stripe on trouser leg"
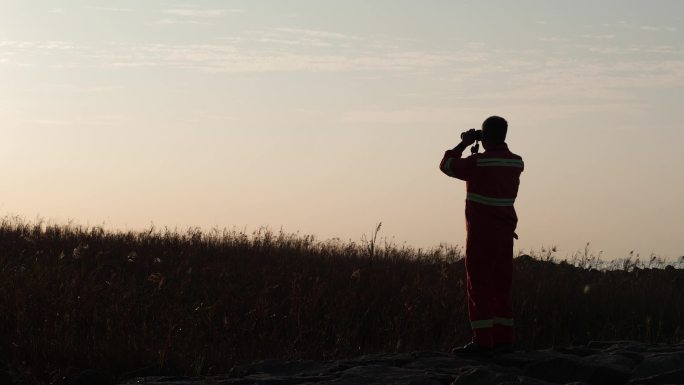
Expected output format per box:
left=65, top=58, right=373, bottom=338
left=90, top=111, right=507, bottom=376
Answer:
left=471, top=319, right=494, bottom=347
left=493, top=317, right=514, bottom=326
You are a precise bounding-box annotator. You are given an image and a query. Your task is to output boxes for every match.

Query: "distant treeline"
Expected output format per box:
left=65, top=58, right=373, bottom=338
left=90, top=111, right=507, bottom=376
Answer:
left=0, top=218, right=682, bottom=384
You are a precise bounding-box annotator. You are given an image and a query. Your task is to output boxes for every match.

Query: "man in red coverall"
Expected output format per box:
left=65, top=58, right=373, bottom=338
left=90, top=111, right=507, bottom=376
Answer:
left=439, top=116, right=523, bottom=354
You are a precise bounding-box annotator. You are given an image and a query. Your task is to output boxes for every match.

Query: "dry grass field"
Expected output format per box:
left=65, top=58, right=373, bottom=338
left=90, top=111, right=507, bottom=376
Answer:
left=0, top=218, right=682, bottom=384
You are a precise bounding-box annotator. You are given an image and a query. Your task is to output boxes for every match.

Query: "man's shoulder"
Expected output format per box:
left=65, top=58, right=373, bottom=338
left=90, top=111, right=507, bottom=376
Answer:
left=482, top=150, right=522, bottom=160
left=507, top=151, right=523, bottom=161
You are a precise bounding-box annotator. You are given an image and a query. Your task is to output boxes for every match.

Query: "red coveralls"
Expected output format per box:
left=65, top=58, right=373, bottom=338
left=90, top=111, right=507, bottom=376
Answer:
left=439, top=143, right=523, bottom=347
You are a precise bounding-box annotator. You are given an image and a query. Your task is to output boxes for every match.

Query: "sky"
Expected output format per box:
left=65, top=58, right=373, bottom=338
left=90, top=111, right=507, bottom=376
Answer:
left=1, top=1, right=683, bottom=261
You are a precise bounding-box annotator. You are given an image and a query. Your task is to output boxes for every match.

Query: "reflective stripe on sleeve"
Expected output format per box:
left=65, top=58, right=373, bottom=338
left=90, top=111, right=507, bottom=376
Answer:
left=493, top=317, right=514, bottom=327
left=477, top=158, right=524, bottom=168
left=441, top=158, right=454, bottom=176
left=466, top=192, right=515, bottom=206
left=470, top=319, right=494, bottom=329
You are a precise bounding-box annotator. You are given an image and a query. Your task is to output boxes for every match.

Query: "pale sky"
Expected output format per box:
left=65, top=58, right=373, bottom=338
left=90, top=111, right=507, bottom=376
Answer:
left=1, top=1, right=683, bottom=260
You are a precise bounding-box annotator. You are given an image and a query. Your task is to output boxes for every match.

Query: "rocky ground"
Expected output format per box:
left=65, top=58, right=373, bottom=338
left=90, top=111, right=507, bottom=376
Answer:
left=118, top=341, right=684, bottom=385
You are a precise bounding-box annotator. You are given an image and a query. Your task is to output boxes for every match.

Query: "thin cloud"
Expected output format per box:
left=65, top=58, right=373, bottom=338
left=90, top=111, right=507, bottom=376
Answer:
left=249, top=37, right=333, bottom=47
left=273, top=27, right=361, bottom=41
left=73, top=39, right=481, bottom=73
left=342, top=103, right=638, bottom=126
left=580, top=34, right=615, bottom=40
left=0, top=40, right=75, bottom=50
left=87, top=6, right=133, bottom=12
left=107, top=61, right=158, bottom=68
left=162, top=8, right=243, bottom=18
left=128, top=45, right=465, bottom=72
left=538, top=37, right=570, bottom=42
left=498, top=58, right=684, bottom=102
left=155, top=19, right=210, bottom=26
left=578, top=44, right=684, bottom=55
left=640, top=26, right=660, bottom=31
left=4, top=34, right=684, bottom=99
left=220, top=27, right=363, bottom=49
left=343, top=53, right=684, bottom=125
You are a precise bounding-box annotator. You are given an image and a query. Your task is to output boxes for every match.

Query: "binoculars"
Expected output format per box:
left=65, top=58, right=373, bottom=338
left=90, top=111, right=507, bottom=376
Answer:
left=460, top=129, right=483, bottom=142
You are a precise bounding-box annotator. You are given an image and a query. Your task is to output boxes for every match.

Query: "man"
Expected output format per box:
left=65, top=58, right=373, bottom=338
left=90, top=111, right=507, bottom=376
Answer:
left=439, top=116, right=524, bottom=354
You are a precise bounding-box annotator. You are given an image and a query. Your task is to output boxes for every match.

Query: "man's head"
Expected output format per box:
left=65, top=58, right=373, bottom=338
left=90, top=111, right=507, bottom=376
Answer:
left=481, top=116, right=507, bottom=145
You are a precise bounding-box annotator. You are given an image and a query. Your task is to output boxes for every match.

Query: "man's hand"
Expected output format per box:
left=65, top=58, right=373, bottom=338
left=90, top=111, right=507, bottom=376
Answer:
left=460, top=128, right=478, bottom=146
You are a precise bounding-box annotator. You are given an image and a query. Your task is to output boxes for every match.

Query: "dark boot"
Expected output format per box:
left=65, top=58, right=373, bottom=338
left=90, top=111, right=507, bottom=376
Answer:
left=451, top=342, right=493, bottom=357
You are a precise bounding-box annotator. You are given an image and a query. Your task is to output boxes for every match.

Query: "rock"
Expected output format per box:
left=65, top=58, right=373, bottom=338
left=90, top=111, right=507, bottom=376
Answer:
left=584, top=352, right=639, bottom=370
left=612, top=351, right=645, bottom=366
left=552, top=346, right=600, bottom=357
left=588, top=341, right=648, bottom=352
left=523, top=354, right=630, bottom=385
left=450, top=367, right=503, bottom=384
left=335, top=364, right=449, bottom=385
left=633, top=351, right=684, bottom=377
left=491, top=349, right=561, bottom=369
left=450, top=367, right=526, bottom=385
left=118, top=341, right=684, bottom=385
left=629, top=368, right=684, bottom=384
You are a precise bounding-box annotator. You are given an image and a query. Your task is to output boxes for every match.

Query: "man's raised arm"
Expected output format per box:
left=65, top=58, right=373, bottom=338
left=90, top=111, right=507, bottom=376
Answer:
left=439, top=141, right=475, bottom=181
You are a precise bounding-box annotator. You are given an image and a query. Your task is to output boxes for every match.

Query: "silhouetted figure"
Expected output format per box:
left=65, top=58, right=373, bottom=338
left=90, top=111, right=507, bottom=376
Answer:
left=439, top=116, right=524, bottom=355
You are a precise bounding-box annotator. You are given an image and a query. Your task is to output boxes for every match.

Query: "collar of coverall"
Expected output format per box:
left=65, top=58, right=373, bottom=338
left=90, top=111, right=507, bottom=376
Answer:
left=483, top=142, right=508, bottom=152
